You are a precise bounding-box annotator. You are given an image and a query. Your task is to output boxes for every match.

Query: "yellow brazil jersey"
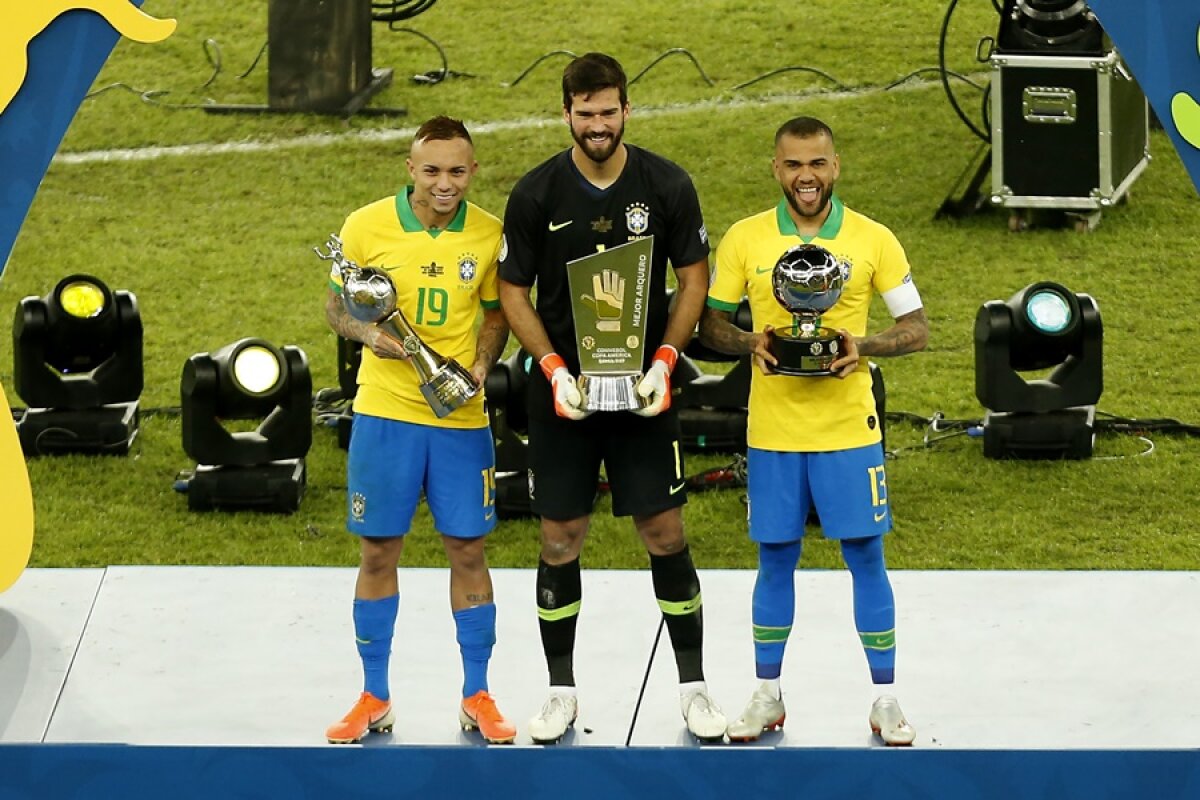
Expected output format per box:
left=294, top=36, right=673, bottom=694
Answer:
left=708, top=196, right=913, bottom=452
left=330, top=189, right=502, bottom=429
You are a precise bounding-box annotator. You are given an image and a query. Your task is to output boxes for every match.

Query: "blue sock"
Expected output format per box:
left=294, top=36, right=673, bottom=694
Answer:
left=454, top=603, right=496, bottom=698
left=841, top=536, right=896, bottom=684
left=354, top=593, right=399, bottom=701
left=752, top=540, right=802, bottom=680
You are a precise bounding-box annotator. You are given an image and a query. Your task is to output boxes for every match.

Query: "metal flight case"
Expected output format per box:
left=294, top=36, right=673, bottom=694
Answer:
left=988, top=49, right=1150, bottom=230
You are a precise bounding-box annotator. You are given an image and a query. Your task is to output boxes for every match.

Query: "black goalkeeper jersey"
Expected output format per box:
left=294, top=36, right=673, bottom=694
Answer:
left=499, top=144, right=710, bottom=373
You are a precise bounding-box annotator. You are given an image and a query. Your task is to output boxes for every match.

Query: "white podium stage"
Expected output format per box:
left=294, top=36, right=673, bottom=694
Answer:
left=4, top=567, right=1198, bottom=750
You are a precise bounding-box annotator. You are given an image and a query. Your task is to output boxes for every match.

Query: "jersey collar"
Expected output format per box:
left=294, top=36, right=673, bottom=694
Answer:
left=775, top=194, right=844, bottom=242
left=395, top=186, right=468, bottom=237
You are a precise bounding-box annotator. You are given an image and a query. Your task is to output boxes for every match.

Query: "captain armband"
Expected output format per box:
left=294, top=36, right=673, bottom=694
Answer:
left=881, top=280, right=922, bottom=318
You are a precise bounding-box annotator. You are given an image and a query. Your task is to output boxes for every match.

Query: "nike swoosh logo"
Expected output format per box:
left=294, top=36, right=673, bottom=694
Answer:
left=548, top=220, right=573, bottom=231
left=755, top=266, right=773, bottom=274
left=669, top=482, right=686, bottom=495
left=874, top=510, right=888, bottom=522
left=485, top=511, right=495, bottom=521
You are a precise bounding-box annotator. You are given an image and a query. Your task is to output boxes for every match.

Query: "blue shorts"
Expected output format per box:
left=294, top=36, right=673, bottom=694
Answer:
left=747, top=443, right=891, bottom=542
left=346, top=414, right=496, bottom=539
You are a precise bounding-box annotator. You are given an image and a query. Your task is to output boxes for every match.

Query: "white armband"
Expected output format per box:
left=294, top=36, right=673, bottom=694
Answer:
left=882, top=281, right=923, bottom=318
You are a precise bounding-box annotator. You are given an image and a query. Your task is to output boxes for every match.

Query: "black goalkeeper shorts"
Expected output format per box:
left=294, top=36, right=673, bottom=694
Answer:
left=525, top=370, right=687, bottom=520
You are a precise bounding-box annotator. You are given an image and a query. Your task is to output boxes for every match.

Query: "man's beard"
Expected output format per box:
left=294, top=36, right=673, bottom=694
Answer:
left=784, top=182, right=834, bottom=218
left=573, top=124, right=624, bottom=164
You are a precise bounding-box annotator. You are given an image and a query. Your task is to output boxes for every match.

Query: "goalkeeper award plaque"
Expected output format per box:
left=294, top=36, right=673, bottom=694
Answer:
left=566, top=236, right=654, bottom=412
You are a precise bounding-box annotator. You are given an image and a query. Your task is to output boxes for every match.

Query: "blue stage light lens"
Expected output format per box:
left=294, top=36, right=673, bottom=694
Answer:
left=1025, top=290, right=1071, bottom=333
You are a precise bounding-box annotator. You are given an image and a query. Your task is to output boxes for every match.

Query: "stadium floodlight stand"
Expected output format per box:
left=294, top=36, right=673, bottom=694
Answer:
left=204, top=0, right=398, bottom=119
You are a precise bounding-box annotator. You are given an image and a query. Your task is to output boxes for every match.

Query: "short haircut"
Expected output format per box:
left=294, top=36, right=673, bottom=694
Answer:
left=414, top=115, right=472, bottom=146
left=562, top=52, right=628, bottom=110
left=775, top=116, right=835, bottom=146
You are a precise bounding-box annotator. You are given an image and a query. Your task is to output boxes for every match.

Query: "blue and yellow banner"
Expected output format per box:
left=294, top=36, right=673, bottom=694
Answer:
left=1089, top=0, right=1200, bottom=194
left=0, top=1, right=174, bottom=276
left=0, top=1, right=174, bottom=593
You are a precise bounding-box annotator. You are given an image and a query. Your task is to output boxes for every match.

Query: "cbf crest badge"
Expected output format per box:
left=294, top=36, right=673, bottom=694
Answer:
left=625, top=202, right=650, bottom=235
left=835, top=254, right=853, bottom=283
left=351, top=492, right=366, bottom=523
left=458, top=254, right=478, bottom=282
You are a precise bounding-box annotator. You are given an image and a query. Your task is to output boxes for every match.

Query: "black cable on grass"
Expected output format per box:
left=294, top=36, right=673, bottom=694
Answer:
left=236, top=39, right=270, bottom=79
left=885, top=66, right=984, bottom=92
left=82, top=83, right=177, bottom=105
left=939, top=0, right=994, bottom=142
left=197, top=38, right=268, bottom=87
left=503, top=50, right=578, bottom=87
left=629, top=48, right=714, bottom=87
left=199, top=38, right=221, bottom=89
left=385, top=25, right=476, bottom=84
left=1095, top=412, right=1200, bottom=437
left=371, top=0, right=438, bottom=23
left=730, top=65, right=850, bottom=92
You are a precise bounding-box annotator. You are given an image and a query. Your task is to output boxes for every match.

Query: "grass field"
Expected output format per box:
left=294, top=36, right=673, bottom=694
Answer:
left=2, top=0, right=1198, bottom=572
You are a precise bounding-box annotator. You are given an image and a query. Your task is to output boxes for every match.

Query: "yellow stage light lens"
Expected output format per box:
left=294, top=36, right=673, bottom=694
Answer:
left=59, top=281, right=106, bottom=319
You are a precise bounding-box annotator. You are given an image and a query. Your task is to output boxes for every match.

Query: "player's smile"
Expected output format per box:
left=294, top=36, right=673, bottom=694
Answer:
left=431, top=189, right=460, bottom=210
left=575, top=125, right=621, bottom=162
left=793, top=184, right=822, bottom=206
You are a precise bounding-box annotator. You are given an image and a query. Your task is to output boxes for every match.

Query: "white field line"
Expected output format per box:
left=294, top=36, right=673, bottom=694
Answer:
left=52, top=78, right=955, bottom=166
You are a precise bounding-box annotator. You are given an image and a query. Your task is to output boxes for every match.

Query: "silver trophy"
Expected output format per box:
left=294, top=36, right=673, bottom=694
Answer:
left=315, top=235, right=480, bottom=418
left=767, top=243, right=848, bottom=376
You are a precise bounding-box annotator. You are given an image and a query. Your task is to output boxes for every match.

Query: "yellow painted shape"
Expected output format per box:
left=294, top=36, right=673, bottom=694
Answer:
left=1174, top=92, right=1200, bottom=149
left=1171, top=26, right=1200, bottom=149
left=0, top=381, right=34, bottom=594
left=0, top=0, right=177, bottom=113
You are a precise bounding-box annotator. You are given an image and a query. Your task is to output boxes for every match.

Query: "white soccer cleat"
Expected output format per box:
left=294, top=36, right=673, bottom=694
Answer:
left=869, top=695, right=915, bottom=746
left=726, top=683, right=786, bottom=742
left=681, top=687, right=727, bottom=742
left=528, top=692, right=578, bottom=744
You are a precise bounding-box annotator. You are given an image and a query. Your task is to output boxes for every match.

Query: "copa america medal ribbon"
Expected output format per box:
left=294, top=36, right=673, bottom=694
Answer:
left=566, top=236, right=654, bottom=411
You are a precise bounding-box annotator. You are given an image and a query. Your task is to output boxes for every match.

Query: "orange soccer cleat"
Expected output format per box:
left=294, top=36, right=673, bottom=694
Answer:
left=325, top=692, right=394, bottom=744
left=459, top=690, right=517, bottom=744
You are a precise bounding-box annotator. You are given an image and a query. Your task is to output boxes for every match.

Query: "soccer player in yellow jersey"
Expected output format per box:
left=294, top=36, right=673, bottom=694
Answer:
left=323, top=116, right=515, bottom=745
left=699, top=116, right=929, bottom=746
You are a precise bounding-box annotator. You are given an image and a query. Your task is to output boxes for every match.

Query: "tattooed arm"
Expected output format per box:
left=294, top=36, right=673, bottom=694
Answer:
left=324, top=287, right=408, bottom=360
left=828, top=307, right=929, bottom=378
left=698, top=305, right=778, bottom=374
left=855, top=308, right=929, bottom=358
left=470, top=307, right=509, bottom=386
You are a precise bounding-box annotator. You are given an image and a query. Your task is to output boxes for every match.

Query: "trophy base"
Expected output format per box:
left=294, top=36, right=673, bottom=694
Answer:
left=420, top=363, right=481, bottom=418
left=577, top=374, right=651, bottom=412
left=767, top=330, right=842, bottom=377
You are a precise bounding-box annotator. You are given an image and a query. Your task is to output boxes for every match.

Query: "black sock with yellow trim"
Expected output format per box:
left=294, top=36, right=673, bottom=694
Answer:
left=536, top=557, right=581, bottom=687
left=650, top=545, right=705, bottom=683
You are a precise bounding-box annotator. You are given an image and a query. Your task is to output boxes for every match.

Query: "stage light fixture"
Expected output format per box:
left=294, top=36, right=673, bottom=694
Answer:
left=988, top=1, right=1149, bottom=230
left=329, top=335, right=363, bottom=449
left=12, top=274, right=142, bottom=455
left=203, top=0, right=395, bottom=117
left=998, top=0, right=1103, bottom=55
left=974, top=281, right=1103, bottom=459
left=484, top=348, right=533, bottom=520
left=179, top=338, right=312, bottom=512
